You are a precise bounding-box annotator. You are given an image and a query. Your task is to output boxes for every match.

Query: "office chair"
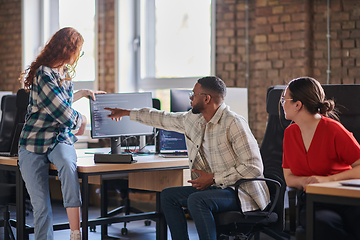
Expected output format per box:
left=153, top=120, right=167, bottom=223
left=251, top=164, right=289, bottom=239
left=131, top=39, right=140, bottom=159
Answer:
left=0, top=94, right=17, bottom=240
left=0, top=94, right=17, bottom=194
left=0, top=89, right=30, bottom=183
left=0, top=93, right=17, bottom=197
left=214, top=86, right=291, bottom=240
left=291, top=84, right=360, bottom=240
left=0, top=89, right=31, bottom=240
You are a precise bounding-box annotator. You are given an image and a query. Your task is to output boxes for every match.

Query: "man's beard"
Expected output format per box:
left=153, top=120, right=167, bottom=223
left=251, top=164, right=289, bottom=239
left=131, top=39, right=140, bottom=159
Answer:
left=191, top=102, right=204, bottom=114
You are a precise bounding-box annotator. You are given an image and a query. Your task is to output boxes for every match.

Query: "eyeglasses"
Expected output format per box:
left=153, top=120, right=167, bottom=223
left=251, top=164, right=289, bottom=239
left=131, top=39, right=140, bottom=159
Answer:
left=280, top=97, right=293, bottom=105
left=189, top=92, right=208, bottom=99
left=79, top=51, right=84, bottom=58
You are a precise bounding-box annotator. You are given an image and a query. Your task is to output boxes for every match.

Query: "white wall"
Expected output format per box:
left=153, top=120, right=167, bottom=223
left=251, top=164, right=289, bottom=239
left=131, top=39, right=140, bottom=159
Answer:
left=224, top=87, right=248, bottom=122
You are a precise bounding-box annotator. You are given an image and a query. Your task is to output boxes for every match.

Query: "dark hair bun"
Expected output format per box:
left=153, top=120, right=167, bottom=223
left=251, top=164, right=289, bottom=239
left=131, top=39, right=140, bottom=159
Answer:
left=319, top=99, right=335, bottom=115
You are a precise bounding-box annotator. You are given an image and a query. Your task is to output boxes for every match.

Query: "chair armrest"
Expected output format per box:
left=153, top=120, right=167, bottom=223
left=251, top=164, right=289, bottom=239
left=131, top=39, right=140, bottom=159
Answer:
left=232, top=177, right=281, bottom=218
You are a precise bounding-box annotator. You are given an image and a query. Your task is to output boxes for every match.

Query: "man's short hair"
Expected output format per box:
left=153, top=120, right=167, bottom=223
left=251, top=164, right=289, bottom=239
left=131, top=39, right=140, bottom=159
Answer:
left=197, top=76, right=226, bottom=98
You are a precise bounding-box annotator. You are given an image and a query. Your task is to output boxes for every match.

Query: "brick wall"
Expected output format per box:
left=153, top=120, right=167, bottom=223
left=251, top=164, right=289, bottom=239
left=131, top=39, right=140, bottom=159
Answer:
left=215, top=0, right=360, bottom=143
left=312, top=0, right=360, bottom=84
left=97, top=0, right=115, bottom=93
left=0, top=0, right=22, bottom=93
left=0, top=0, right=359, bottom=143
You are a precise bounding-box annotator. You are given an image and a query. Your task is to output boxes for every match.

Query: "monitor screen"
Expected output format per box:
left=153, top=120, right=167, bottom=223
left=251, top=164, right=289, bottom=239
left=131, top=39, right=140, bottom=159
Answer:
left=159, top=129, right=187, bottom=153
left=170, top=89, right=192, bottom=112
left=90, top=92, right=154, bottom=139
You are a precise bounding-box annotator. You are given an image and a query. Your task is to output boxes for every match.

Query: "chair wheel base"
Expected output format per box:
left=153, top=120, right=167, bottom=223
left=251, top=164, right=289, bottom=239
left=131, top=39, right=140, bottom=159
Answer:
left=121, top=227, right=128, bottom=235
left=90, top=225, right=96, bottom=232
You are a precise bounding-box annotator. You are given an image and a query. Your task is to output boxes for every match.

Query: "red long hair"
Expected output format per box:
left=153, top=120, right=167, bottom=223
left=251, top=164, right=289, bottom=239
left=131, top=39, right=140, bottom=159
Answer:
left=20, top=27, right=84, bottom=91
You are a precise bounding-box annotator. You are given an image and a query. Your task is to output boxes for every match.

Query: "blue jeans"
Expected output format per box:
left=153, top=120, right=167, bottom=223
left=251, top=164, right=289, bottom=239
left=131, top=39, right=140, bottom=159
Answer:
left=161, top=186, right=240, bottom=240
left=18, top=143, right=81, bottom=240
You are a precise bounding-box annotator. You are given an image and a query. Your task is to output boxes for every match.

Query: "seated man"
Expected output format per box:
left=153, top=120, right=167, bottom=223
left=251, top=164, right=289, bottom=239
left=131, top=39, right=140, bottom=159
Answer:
left=105, top=76, right=270, bottom=240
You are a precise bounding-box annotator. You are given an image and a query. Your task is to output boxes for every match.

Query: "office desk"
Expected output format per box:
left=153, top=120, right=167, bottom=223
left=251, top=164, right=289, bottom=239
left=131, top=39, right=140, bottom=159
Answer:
left=0, top=150, right=189, bottom=240
left=305, top=181, right=360, bottom=240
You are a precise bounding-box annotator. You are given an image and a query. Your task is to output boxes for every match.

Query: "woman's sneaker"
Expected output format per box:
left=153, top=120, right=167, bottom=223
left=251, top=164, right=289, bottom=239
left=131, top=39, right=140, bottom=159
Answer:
left=70, top=230, right=81, bottom=240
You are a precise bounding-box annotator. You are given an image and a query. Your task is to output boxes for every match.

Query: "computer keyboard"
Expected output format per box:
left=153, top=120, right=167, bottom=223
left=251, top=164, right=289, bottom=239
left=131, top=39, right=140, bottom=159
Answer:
left=158, top=153, right=188, bottom=158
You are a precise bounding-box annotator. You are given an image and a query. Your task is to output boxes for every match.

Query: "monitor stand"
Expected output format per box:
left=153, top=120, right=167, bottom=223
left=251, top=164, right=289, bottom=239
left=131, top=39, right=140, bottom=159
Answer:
left=110, top=137, right=122, bottom=154
left=93, top=137, right=135, bottom=163
left=110, top=136, right=147, bottom=153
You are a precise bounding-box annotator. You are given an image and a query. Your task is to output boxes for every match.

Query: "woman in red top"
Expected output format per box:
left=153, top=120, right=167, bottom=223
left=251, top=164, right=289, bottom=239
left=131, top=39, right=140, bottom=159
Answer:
left=282, top=77, right=360, bottom=240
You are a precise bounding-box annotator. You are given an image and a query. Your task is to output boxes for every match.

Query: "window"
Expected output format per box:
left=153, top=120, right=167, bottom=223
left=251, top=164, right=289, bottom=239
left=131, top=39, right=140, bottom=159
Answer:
left=59, top=0, right=96, bottom=83
left=140, top=0, right=212, bottom=80
left=116, top=0, right=215, bottom=92
left=22, top=0, right=96, bottom=86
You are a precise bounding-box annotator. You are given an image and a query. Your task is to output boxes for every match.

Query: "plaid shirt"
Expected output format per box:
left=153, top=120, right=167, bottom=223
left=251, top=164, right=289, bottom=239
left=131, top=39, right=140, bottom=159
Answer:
left=130, top=103, right=270, bottom=212
left=19, top=66, right=82, bottom=154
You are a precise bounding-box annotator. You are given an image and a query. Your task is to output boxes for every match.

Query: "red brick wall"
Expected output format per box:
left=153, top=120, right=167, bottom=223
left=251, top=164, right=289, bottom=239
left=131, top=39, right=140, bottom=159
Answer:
left=0, top=0, right=22, bottom=93
left=312, top=0, right=360, bottom=84
left=97, top=0, right=115, bottom=93
left=215, top=0, right=360, bottom=142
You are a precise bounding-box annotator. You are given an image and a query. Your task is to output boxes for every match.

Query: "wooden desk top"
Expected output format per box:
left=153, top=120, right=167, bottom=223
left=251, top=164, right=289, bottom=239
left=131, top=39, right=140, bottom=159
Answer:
left=0, top=150, right=189, bottom=174
left=306, top=181, right=360, bottom=199
left=75, top=154, right=189, bottom=173
left=0, top=156, right=17, bottom=167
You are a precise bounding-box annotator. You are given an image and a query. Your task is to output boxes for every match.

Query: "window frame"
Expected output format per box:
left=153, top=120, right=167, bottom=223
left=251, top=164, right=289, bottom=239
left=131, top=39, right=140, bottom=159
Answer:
left=116, top=0, right=216, bottom=92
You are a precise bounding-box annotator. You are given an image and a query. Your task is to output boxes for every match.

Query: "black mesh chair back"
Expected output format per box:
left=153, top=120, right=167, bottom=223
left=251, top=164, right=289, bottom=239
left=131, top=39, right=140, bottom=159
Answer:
left=260, top=86, right=291, bottom=233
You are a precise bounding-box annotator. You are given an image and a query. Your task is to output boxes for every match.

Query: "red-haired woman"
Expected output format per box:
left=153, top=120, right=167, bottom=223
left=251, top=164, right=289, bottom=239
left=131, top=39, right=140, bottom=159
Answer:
left=18, top=27, right=104, bottom=240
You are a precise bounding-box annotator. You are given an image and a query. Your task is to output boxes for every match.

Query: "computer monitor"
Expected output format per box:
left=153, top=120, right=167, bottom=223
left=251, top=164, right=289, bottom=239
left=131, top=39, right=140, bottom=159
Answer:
left=90, top=92, right=154, bottom=154
left=170, top=89, right=192, bottom=112
left=158, top=129, right=187, bottom=153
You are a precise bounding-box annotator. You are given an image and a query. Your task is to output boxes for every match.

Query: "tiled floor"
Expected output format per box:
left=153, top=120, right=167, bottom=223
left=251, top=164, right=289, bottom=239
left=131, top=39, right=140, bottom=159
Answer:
left=2, top=202, right=295, bottom=240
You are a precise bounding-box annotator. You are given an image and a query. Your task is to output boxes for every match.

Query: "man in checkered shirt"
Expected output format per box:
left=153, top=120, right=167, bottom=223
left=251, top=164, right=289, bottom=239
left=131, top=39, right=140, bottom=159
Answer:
left=105, top=76, right=270, bottom=240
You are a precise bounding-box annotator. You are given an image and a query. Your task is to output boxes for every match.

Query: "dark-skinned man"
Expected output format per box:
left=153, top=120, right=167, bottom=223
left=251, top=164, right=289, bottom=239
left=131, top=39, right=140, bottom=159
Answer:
left=104, top=76, right=270, bottom=240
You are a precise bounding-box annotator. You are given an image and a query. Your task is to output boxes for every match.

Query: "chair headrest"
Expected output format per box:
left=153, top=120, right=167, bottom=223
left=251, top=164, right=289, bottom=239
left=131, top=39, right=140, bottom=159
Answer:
left=266, top=86, right=286, bottom=116
left=1, top=94, right=16, bottom=112
left=16, top=89, right=29, bottom=110
left=323, top=85, right=360, bottom=115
